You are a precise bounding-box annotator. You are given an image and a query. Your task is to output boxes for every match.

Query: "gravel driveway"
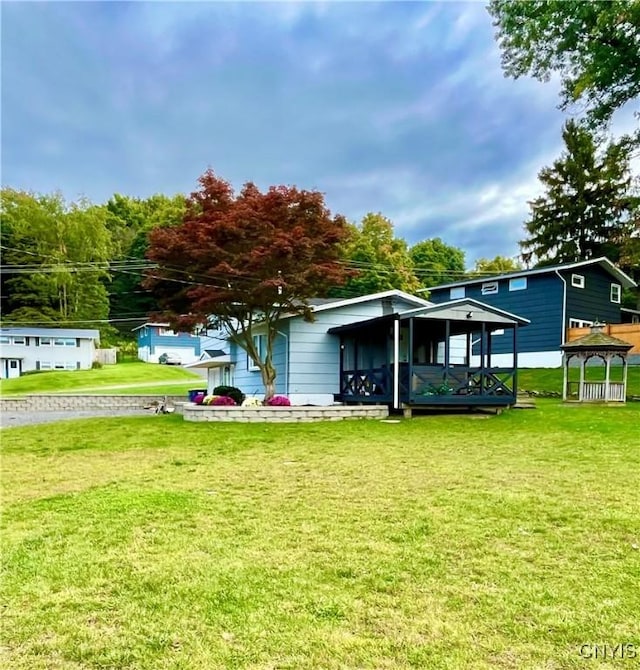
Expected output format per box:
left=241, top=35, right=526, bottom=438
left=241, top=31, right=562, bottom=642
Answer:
left=1, top=408, right=156, bottom=429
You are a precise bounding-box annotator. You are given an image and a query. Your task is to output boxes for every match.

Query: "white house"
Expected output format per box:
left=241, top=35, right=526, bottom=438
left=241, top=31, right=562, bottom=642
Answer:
left=0, top=327, right=100, bottom=379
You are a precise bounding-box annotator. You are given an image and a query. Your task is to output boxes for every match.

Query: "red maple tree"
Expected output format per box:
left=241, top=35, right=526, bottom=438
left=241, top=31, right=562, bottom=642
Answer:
left=145, top=169, right=352, bottom=399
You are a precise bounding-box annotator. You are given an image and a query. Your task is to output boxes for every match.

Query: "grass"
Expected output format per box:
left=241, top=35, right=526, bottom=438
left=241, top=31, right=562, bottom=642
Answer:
left=3, top=362, right=639, bottom=399
left=0, top=361, right=203, bottom=396
left=518, top=365, right=640, bottom=397
left=2, top=400, right=639, bottom=669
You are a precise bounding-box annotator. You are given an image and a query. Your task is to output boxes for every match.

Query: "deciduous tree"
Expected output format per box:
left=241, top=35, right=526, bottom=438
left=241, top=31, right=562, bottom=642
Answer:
left=145, top=169, right=351, bottom=399
left=489, top=0, right=640, bottom=127
left=1, top=189, right=113, bottom=335
left=339, top=213, right=420, bottom=295
left=409, top=238, right=466, bottom=289
left=470, top=256, right=522, bottom=277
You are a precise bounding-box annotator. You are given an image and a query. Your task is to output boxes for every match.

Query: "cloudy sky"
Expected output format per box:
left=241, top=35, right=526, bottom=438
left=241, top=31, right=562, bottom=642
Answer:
left=2, top=1, right=636, bottom=265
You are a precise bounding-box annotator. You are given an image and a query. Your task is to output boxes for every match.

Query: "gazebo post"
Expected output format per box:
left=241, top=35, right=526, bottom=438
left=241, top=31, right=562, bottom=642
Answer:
left=562, top=353, right=568, bottom=401
left=578, top=358, right=585, bottom=401
left=604, top=354, right=611, bottom=402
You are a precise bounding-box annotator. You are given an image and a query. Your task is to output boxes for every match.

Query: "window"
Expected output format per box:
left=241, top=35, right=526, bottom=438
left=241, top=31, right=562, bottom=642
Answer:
left=509, top=277, right=527, bottom=291
left=53, top=362, right=76, bottom=370
left=610, top=283, right=621, bottom=303
left=40, top=361, right=52, bottom=370
left=571, top=274, right=585, bottom=288
left=39, top=337, right=52, bottom=346
left=10, top=361, right=17, bottom=369
left=569, top=318, right=593, bottom=328
left=450, top=286, right=465, bottom=299
left=0, top=336, right=10, bottom=345
left=157, top=327, right=175, bottom=336
left=12, top=336, right=26, bottom=345
left=54, top=338, right=76, bottom=347
left=248, top=334, right=266, bottom=370
left=481, top=281, right=499, bottom=295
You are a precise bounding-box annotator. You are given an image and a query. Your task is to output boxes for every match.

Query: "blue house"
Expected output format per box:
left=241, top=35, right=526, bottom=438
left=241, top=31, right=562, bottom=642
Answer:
left=133, top=322, right=203, bottom=364
left=425, top=258, right=636, bottom=368
left=189, top=289, right=529, bottom=409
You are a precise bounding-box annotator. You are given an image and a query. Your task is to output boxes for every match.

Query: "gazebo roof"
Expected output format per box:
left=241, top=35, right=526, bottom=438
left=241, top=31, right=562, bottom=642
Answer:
left=561, top=331, right=633, bottom=352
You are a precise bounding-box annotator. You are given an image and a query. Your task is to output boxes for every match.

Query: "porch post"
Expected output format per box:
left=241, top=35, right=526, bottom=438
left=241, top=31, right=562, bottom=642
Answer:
left=466, top=331, right=471, bottom=367
left=578, top=358, right=585, bottom=401
left=513, top=325, right=518, bottom=396
left=480, top=322, right=486, bottom=393
left=393, top=318, right=400, bottom=409
left=338, top=337, right=344, bottom=396
left=444, top=319, right=450, bottom=383
left=408, top=317, right=414, bottom=402
left=487, top=325, right=492, bottom=369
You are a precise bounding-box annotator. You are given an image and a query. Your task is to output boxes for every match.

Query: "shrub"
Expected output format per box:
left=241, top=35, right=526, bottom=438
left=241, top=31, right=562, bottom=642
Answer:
left=91, top=360, right=103, bottom=369
left=212, top=395, right=237, bottom=406
left=212, top=385, right=245, bottom=405
left=266, top=395, right=291, bottom=406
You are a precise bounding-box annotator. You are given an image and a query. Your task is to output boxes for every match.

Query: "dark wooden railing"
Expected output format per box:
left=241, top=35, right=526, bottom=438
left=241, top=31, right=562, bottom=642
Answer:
left=339, top=365, right=516, bottom=404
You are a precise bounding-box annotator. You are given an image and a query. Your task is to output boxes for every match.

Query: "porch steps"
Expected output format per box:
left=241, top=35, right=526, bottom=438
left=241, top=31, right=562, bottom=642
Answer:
left=513, top=395, right=537, bottom=410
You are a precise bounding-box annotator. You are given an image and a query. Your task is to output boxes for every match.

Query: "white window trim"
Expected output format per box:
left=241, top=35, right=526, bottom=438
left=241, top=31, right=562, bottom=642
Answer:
left=450, top=287, right=465, bottom=300
left=54, top=338, right=76, bottom=347
left=610, top=283, right=621, bottom=304
left=248, top=334, right=266, bottom=371
left=509, top=277, right=527, bottom=291
left=569, top=318, right=593, bottom=328
left=571, top=274, right=585, bottom=288
left=12, top=337, right=26, bottom=345
left=481, top=281, right=499, bottom=295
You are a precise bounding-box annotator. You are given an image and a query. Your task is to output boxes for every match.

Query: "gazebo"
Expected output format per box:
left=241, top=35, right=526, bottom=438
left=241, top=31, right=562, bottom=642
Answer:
left=560, top=324, right=633, bottom=403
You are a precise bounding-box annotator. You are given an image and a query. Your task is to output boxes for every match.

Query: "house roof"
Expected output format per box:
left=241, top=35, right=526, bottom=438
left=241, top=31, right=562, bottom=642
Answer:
left=309, top=289, right=431, bottom=313
left=131, top=322, right=170, bottom=332
left=561, top=331, right=633, bottom=351
left=399, top=298, right=530, bottom=325
left=0, top=327, right=100, bottom=339
left=184, top=349, right=232, bottom=369
left=327, top=298, right=529, bottom=335
left=421, top=257, right=637, bottom=292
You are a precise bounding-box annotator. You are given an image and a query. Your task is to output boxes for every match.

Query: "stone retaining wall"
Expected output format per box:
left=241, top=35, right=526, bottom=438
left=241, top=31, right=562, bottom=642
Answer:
left=182, top=403, right=389, bottom=423
left=0, top=395, right=186, bottom=412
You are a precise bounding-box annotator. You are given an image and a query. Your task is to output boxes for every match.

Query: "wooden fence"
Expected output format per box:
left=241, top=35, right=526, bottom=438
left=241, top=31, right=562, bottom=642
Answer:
left=567, top=324, right=640, bottom=354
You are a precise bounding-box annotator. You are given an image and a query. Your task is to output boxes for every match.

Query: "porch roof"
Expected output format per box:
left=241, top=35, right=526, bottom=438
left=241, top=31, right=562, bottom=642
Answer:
left=327, top=298, right=529, bottom=335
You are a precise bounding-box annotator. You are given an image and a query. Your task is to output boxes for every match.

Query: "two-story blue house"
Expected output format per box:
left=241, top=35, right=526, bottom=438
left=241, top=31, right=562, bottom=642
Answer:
left=425, top=258, right=636, bottom=368
left=133, top=322, right=203, bottom=364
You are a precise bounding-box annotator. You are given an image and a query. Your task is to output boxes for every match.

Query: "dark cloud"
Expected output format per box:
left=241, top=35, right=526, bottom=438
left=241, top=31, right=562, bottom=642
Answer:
left=2, top=1, right=576, bottom=264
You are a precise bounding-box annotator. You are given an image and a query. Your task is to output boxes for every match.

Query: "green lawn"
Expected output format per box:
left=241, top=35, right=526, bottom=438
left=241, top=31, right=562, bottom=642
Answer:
left=2, top=400, right=638, bottom=669
left=518, top=365, right=640, bottom=397
left=3, top=362, right=639, bottom=399
left=0, top=361, right=203, bottom=396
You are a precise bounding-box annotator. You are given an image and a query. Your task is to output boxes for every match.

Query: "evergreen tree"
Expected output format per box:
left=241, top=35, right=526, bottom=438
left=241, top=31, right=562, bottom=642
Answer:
left=520, top=121, right=638, bottom=269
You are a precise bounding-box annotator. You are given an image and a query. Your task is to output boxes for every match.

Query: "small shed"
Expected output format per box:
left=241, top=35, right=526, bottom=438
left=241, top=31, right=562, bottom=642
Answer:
left=560, top=324, right=633, bottom=402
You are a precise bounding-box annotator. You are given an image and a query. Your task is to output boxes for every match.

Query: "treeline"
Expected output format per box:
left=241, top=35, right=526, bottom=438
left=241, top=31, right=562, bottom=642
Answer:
left=0, top=187, right=521, bottom=341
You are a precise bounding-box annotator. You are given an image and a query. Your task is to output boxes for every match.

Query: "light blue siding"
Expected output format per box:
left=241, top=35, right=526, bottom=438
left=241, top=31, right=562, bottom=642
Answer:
left=287, top=297, right=420, bottom=396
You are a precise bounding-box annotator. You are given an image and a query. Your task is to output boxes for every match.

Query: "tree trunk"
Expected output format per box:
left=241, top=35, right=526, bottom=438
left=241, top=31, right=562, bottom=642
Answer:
left=261, top=360, right=277, bottom=402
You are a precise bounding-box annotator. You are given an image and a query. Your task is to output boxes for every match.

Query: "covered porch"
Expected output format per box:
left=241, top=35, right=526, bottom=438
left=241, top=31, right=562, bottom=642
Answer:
left=328, top=299, right=529, bottom=410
